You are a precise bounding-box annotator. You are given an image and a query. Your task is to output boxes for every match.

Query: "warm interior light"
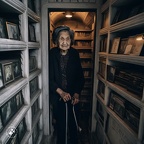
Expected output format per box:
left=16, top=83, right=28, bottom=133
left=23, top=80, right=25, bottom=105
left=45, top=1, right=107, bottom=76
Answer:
left=136, top=34, right=144, bottom=41
left=65, top=12, right=72, bottom=18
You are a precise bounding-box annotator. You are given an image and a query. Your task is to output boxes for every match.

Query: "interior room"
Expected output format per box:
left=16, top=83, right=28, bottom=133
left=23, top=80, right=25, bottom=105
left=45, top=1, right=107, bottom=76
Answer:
left=0, top=0, right=144, bottom=144
left=48, top=11, right=96, bottom=144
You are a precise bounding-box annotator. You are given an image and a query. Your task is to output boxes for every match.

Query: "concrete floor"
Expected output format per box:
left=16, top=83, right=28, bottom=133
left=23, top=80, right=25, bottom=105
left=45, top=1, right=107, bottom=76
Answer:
left=40, top=129, right=90, bottom=144
left=40, top=111, right=90, bottom=144
left=41, top=135, right=56, bottom=144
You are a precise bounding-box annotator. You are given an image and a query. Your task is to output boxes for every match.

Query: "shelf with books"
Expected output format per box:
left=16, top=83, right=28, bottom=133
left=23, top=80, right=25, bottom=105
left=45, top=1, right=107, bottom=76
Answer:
left=106, top=111, right=138, bottom=144
left=81, top=59, right=92, bottom=68
left=73, top=27, right=94, bottom=136
left=111, top=1, right=144, bottom=25
left=94, top=0, right=144, bottom=143
left=106, top=62, right=144, bottom=99
left=108, top=91, right=140, bottom=132
left=74, top=46, right=93, bottom=50
left=107, top=82, right=143, bottom=108
left=75, top=30, right=92, bottom=39
left=0, top=0, right=42, bottom=143
left=110, top=0, right=144, bottom=32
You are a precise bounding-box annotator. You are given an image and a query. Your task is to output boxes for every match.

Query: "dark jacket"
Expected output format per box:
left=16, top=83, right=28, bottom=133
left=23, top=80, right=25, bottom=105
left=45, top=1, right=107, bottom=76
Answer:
left=49, top=47, right=85, bottom=103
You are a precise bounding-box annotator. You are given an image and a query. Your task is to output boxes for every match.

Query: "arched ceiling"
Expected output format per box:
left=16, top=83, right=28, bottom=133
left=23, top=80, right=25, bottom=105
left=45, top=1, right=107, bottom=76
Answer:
left=50, top=12, right=95, bottom=28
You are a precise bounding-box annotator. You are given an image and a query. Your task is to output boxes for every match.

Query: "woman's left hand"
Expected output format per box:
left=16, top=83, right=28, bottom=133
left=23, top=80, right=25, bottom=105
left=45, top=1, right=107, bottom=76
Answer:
left=72, top=93, right=79, bottom=105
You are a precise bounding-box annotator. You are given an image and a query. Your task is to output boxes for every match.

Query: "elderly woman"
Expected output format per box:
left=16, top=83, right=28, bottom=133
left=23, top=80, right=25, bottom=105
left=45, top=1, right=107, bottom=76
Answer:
left=49, top=25, right=85, bottom=144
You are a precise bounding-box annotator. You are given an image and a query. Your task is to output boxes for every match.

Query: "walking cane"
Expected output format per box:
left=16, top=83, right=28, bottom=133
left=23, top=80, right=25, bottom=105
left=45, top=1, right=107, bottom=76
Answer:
left=72, top=106, right=82, bottom=132
left=65, top=99, right=82, bottom=144
left=65, top=102, right=68, bottom=144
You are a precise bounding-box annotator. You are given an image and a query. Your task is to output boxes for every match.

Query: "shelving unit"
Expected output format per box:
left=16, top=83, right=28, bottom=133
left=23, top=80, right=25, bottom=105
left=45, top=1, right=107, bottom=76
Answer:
left=73, top=28, right=94, bottom=134
left=93, top=0, right=144, bottom=144
left=0, top=0, right=42, bottom=143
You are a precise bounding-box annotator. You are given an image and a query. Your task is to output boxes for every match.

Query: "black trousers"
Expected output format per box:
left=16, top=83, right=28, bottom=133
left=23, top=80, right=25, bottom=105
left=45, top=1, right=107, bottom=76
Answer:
left=55, top=100, right=79, bottom=144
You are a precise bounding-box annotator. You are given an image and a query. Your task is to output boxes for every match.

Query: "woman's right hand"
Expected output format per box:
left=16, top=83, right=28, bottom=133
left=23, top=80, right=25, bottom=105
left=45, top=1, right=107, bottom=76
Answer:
left=60, top=91, right=71, bottom=102
left=56, top=88, right=71, bottom=102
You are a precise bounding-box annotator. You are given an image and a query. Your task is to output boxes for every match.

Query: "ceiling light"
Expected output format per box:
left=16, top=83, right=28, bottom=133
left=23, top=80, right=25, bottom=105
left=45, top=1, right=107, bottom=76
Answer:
left=136, top=34, right=144, bottom=41
left=65, top=11, right=73, bottom=18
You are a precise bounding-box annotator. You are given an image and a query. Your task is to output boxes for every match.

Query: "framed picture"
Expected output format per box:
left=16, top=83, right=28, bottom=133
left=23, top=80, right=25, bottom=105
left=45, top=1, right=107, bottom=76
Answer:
left=18, top=118, right=27, bottom=142
left=124, top=44, right=133, bottom=55
left=28, top=24, right=36, bottom=42
left=130, top=34, right=144, bottom=56
left=29, top=56, right=37, bottom=72
left=3, top=62, right=14, bottom=85
left=0, top=112, right=3, bottom=133
left=6, top=22, right=20, bottom=40
left=0, top=64, right=4, bottom=89
left=107, top=65, right=116, bottom=82
left=113, top=95, right=126, bottom=119
left=127, top=35, right=136, bottom=47
left=13, top=60, right=22, bottom=79
left=32, top=99, right=39, bottom=120
left=30, top=77, right=39, bottom=97
left=15, top=91, right=24, bottom=110
left=0, top=17, right=7, bottom=38
left=110, top=37, right=120, bottom=54
left=1, top=97, right=17, bottom=125
left=118, top=38, right=128, bottom=54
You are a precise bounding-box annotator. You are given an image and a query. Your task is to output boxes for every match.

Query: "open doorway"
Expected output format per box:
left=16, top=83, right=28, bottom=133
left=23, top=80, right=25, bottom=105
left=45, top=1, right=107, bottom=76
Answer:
left=49, top=10, right=96, bottom=144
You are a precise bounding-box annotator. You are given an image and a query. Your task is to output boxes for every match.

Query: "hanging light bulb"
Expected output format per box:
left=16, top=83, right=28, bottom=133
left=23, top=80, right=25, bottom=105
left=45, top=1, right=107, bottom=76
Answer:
left=65, top=11, right=73, bottom=18
left=136, top=34, right=144, bottom=41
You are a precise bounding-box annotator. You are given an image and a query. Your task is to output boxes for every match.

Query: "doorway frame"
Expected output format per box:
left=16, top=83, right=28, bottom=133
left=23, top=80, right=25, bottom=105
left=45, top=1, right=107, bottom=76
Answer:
left=41, top=2, right=98, bottom=135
